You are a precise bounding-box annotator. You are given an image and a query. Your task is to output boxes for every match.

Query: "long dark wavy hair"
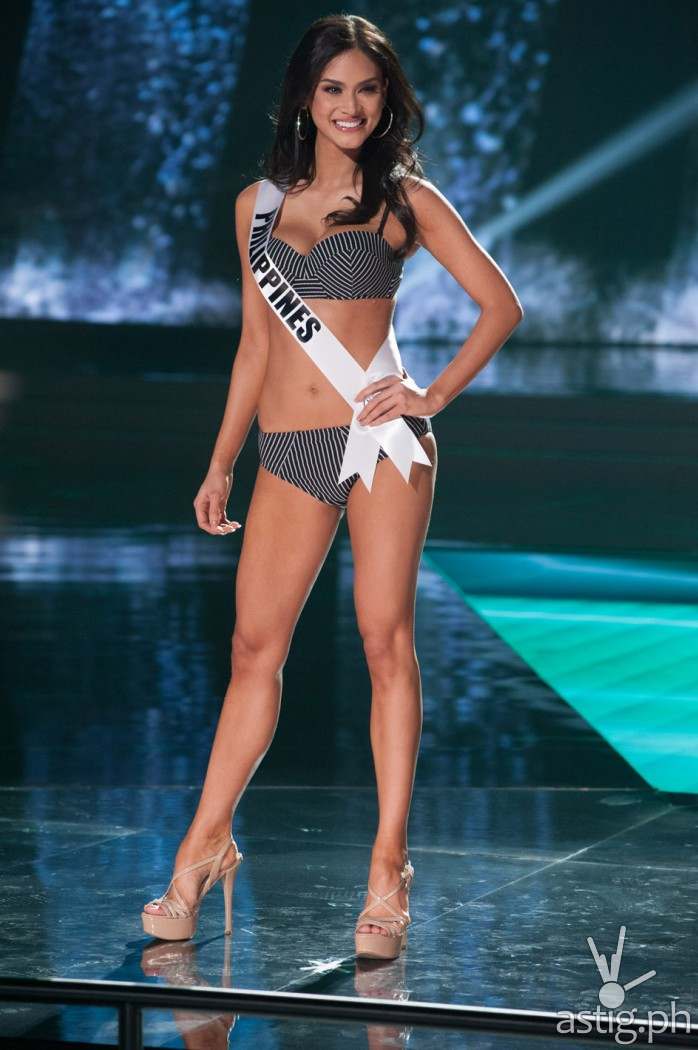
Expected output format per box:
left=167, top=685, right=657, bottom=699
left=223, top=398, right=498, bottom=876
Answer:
left=261, top=14, right=426, bottom=259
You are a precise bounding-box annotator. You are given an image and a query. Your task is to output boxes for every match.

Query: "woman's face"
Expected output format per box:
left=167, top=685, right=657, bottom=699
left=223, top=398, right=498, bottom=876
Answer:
left=308, top=48, right=388, bottom=148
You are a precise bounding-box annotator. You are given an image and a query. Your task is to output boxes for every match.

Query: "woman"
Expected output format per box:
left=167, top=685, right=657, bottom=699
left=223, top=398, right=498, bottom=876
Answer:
left=142, top=13, right=523, bottom=959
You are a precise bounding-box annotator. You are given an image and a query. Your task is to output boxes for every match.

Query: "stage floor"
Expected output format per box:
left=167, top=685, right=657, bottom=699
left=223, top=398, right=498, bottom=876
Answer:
left=2, top=348, right=698, bottom=1045
left=1, top=782, right=697, bottom=1045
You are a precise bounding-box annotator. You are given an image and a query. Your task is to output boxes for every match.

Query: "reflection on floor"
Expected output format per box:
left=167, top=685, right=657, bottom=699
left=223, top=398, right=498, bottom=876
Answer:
left=1, top=785, right=698, bottom=1045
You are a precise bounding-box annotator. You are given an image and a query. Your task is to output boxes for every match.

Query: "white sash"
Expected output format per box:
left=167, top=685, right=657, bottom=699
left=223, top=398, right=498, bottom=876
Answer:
left=248, top=179, right=431, bottom=492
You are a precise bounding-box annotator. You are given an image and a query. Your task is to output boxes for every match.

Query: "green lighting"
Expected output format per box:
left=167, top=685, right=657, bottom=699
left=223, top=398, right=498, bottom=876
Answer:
left=424, top=549, right=698, bottom=793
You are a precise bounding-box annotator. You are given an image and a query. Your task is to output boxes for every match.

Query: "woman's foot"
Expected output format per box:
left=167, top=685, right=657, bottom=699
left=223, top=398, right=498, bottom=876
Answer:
left=356, top=848, right=411, bottom=936
left=143, top=829, right=240, bottom=918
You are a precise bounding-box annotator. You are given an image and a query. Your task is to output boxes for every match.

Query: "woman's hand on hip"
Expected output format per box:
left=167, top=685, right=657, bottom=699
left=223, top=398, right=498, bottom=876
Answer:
left=193, top=468, right=241, bottom=535
left=354, top=371, right=435, bottom=425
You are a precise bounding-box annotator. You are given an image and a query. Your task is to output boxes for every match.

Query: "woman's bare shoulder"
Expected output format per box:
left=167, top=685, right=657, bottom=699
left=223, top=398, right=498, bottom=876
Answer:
left=399, top=173, right=431, bottom=196
left=235, top=179, right=266, bottom=215
left=399, top=174, right=447, bottom=221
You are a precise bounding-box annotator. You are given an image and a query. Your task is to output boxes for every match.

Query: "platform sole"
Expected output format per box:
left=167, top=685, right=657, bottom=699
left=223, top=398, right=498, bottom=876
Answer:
left=354, top=927, right=408, bottom=960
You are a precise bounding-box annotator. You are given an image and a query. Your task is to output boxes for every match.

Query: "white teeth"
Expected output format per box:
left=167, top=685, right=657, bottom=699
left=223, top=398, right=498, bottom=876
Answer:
left=335, top=119, right=363, bottom=129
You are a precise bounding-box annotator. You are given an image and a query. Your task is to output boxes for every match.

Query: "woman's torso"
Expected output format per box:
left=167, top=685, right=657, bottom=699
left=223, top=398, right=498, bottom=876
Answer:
left=254, top=181, right=419, bottom=431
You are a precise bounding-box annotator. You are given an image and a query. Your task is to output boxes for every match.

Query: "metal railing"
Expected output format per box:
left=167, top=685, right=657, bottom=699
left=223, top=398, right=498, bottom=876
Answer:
left=2, top=977, right=698, bottom=1049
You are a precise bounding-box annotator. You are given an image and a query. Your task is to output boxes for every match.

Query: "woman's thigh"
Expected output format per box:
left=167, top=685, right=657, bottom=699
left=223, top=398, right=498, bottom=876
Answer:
left=346, top=432, right=437, bottom=638
left=233, top=464, right=343, bottom=663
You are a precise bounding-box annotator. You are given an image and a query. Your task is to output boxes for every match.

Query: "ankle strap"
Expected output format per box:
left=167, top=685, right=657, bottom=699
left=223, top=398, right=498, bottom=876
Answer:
left=164, top=837, right=241, bottom=898
left=356, top=858, right=414, bottom=926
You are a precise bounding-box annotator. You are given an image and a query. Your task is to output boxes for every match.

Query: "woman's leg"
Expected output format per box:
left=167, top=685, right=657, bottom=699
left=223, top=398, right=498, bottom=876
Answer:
left=145, top=463, right=343, bottom=915
left=345, top=431, right=437, bottom=935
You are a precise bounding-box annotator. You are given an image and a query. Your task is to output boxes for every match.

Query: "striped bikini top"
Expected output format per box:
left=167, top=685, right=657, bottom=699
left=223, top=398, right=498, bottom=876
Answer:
left=267, top=197, right=404, bottom=300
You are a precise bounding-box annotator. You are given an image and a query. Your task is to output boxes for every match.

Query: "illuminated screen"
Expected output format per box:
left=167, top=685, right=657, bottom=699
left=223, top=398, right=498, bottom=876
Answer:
left=1, top=0, right=696, bottom=347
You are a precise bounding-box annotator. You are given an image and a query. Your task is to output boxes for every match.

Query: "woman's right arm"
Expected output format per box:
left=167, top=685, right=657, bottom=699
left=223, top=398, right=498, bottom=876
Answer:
left=208, top=183, right=270, bottom=474
left=193, top=183, right=270, bottom=534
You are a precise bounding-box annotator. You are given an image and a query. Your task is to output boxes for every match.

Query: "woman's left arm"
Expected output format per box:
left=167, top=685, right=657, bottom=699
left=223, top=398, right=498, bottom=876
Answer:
left=356, top=177, right=524, bottom=422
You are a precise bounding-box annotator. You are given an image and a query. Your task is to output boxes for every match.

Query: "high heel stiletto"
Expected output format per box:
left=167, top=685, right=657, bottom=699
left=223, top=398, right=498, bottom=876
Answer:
left=354, top=858, right=414, bottom=960
left=141, top=836, right=243, bottom=941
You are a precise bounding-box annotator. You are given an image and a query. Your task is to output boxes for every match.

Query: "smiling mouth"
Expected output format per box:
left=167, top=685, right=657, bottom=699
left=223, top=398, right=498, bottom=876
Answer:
left=333, top=118, right=366, bottom=132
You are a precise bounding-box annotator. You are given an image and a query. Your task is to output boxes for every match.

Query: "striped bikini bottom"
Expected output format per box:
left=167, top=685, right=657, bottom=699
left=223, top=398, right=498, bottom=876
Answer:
left=257, top=414, right=433, bottom=509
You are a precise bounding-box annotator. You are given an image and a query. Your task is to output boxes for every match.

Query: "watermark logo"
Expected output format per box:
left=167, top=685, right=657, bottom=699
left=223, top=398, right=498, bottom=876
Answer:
left=555, top=926, right=694, bottom=1044
left=587, top=925, right=656, bottom=1007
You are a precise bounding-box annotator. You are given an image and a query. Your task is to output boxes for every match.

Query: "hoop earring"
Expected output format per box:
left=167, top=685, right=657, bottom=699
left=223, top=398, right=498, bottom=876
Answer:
left=295, top=106, right=309, bottom=141
left=372, top=105, right=393, bottom=139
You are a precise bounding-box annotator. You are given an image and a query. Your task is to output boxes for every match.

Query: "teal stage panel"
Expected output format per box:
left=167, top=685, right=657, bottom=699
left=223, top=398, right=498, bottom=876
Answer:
left=424, top=549, right=698, bottom=794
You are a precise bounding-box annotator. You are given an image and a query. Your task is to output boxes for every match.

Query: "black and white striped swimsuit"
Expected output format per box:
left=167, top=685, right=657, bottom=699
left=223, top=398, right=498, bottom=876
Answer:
left=257, top=196, right=433, bottom=509
left=266, top=200, right=404, bottom=300
left=258, top=414, right=431, bottom=509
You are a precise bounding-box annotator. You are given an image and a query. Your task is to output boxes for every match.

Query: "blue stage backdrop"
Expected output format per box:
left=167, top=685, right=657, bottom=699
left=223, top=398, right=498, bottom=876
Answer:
left=0, top=0, right=696, bottom=345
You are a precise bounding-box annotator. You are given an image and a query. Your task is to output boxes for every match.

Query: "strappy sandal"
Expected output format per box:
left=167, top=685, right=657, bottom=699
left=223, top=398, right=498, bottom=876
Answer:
left=141, top=836, right=243, bottom=941
left=354, top=858, right=414, bottom=960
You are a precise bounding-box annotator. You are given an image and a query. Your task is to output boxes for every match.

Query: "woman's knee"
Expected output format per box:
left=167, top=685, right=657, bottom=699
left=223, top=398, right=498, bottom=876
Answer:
left=231, top=625, right=289, bottom=677
left=360, top=622, right=417, bottom=680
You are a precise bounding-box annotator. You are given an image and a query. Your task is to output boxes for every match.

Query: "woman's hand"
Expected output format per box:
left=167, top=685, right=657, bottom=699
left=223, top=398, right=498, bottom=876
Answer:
left=354, top=371, right=436, bottom=426
left=193, top=468, right=241, bottom=536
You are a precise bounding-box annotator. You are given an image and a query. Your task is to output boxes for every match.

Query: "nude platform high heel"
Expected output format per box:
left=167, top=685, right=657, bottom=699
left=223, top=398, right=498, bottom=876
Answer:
left=141, top=837, right=243, bottom=941
left=354, top=858, right=414, bottom=960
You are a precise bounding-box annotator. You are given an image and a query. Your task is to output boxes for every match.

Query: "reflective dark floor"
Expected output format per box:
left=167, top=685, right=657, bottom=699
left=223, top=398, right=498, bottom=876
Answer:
left=2, top=782, right=698, bottom=1045
left=2, top=333, right=698, bottom=1047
